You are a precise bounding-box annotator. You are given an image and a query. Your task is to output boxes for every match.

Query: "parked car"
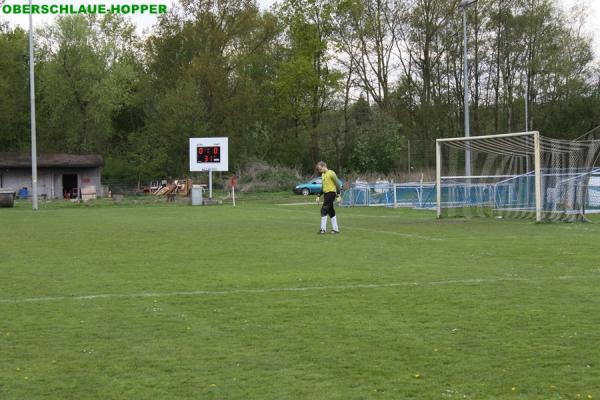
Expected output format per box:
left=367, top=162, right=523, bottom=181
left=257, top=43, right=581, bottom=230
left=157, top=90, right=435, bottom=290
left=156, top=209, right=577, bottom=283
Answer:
left=293, top=177, right=344, bottom=196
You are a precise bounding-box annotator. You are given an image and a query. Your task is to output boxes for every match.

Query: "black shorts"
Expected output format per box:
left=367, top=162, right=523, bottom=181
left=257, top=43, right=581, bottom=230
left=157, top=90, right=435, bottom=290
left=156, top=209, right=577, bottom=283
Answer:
left=321, top=192, right=336, bottom=218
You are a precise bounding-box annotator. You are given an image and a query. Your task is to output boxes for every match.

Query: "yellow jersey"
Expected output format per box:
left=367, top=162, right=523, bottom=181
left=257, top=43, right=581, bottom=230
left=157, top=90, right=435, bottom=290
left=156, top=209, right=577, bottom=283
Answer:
left=321, top=169, right=339, bottom=194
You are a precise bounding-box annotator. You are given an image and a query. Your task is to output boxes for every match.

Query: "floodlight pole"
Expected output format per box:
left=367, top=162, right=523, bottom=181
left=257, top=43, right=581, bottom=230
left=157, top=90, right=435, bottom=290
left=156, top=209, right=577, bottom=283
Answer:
left=461, top=0, right=476, bottom=177
left=28, top=0, right=38, bottom=211
left=524, top=74, right=529, bottom=131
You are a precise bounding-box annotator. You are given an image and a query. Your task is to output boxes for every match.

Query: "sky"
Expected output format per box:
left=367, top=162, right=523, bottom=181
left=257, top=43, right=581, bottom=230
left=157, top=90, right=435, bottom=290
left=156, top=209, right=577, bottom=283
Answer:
left=0, top=0, right=598, bottom=57
left=562, top=0, right=600, bottom=57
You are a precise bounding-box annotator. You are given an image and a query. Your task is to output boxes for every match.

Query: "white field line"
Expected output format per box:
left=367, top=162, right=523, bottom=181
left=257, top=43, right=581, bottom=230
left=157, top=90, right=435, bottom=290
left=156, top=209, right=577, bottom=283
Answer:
left=0, top=275, right=597, bottom=305
left=278, top=219, right=441, bottom=241
left=295, top=220, right=441, bottom=241
left=262, top=207, right=443, bottom=241
left=272, top=204, right=430, bottom=218
left=340, top=226, right=442, bottom=241
left=266, top=204, right=388, bottom=217
left=274, top=202, right=317, bottom=206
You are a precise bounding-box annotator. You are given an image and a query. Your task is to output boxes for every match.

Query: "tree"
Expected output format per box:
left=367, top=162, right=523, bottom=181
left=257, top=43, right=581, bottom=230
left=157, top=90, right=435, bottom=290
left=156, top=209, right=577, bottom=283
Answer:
left=36, top=14, right=139, bottom=153
left=275, top=0, right=341, bottom=164
left=0, top=23, right=30, bottom=151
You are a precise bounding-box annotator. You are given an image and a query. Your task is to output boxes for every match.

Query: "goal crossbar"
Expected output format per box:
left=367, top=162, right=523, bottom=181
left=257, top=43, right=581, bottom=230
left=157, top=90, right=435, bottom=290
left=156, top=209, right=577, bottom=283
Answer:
left=436, top=131, right=539, bottom=143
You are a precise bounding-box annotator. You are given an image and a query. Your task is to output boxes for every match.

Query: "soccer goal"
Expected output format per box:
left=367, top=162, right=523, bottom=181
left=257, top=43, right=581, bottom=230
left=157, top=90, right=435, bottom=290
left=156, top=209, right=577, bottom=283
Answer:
left=436, top=131, right=600, bottom=222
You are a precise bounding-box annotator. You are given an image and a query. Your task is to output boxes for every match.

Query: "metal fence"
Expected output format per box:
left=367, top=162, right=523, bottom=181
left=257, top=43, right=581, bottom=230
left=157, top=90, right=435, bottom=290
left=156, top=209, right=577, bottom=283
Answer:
left=342, top=169, right=600, bottom=214
left=341, top=182, right=436, bottom=209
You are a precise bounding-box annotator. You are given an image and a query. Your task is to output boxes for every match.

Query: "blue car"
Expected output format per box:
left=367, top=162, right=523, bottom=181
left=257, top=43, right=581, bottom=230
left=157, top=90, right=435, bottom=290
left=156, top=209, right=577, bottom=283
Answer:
left=293, top=177, right=344, bottom=196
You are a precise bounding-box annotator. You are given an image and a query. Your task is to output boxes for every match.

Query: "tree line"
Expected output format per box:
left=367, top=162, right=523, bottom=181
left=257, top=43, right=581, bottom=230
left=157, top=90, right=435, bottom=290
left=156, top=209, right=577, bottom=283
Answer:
left=0, top=0, right=599, bottom=182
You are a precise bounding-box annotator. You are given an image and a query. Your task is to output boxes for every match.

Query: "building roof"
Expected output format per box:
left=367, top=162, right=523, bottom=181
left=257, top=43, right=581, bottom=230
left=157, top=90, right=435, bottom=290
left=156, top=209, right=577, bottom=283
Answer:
left=0, top=153, right=104, bottom=169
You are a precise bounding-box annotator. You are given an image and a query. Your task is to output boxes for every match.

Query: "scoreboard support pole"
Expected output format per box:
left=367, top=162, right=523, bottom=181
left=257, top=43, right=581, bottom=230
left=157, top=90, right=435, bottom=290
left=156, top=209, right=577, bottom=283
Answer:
left=208, top=170, right=213, bottom=199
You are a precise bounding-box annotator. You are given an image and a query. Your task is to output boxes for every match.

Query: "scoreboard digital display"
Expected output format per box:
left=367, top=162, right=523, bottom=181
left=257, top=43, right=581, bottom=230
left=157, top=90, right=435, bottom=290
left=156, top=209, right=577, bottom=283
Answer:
left=197, top=146, right=221, bottom=163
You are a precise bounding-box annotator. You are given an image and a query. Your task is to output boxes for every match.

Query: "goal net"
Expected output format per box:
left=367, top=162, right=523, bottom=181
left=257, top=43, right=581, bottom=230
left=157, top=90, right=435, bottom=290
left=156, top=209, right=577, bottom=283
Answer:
left=436, top=131, right=600, bottom=222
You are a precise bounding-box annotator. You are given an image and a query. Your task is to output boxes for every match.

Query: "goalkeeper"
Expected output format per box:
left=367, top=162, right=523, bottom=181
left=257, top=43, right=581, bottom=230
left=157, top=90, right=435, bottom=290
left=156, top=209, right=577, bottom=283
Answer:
left=315, top=161, right=341, bottom=234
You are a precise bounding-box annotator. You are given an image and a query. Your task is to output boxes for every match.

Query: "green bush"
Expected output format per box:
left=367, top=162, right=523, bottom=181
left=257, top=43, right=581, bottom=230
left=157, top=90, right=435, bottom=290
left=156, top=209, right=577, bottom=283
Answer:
left=236, top=160, right=303, bottom=192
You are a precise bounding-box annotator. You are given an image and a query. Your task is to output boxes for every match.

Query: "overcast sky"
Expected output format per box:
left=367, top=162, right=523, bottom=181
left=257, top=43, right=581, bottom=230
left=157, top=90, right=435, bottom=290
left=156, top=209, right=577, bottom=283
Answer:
left=1, top=0, right=599, bottom=57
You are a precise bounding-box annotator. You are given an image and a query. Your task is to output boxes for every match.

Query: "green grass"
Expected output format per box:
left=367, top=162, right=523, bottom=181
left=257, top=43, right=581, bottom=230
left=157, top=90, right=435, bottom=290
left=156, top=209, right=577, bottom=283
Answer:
left=1, top=195, right=600, bottom=399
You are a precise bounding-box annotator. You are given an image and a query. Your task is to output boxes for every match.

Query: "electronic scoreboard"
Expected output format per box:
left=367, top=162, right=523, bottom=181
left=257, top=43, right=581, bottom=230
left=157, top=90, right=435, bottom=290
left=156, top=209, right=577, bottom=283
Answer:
left=189, top=137, right=228, bottom=172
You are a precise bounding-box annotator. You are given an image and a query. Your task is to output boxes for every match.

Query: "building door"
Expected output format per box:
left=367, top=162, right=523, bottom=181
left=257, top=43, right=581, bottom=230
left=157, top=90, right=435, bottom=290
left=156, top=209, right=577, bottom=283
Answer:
left=62, top=174, right=78, bottom=198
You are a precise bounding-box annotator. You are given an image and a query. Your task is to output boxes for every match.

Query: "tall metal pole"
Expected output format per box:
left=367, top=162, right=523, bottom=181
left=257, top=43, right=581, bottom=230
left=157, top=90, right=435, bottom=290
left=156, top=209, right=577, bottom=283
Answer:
left=524, top=74, right=529, bottom=131
left=407, top=139, right=411, bottom=177
left=463, top=6, right=471, bottom=177
left=28, top=0, right=38, bottom=211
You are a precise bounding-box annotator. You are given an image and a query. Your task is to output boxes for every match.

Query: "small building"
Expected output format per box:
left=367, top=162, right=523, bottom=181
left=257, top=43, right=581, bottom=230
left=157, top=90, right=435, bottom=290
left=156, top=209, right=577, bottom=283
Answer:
left=0, top=153, right=104, bottom=199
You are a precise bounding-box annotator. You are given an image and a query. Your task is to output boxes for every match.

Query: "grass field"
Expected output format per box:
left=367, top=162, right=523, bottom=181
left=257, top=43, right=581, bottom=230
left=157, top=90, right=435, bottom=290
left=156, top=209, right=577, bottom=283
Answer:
left=2, top=194, right=600, bottom=399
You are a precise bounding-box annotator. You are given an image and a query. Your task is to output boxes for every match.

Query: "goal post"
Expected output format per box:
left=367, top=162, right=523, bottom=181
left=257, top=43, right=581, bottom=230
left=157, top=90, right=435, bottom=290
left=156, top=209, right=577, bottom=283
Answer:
left=435, top=131, right=600, bottom=223
left=436, top=139, right=442, bottom=219
left=534, top=131, right=542, bottom=222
